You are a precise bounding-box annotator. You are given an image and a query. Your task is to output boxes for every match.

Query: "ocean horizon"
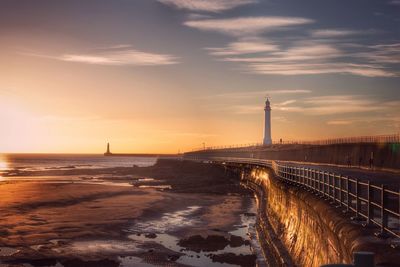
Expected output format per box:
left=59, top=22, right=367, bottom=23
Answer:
left=0, top=154, right=158, bottom=174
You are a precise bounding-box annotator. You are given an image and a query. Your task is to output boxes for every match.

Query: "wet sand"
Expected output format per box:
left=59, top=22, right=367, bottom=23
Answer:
left=0, top=160, right=261, bottom=267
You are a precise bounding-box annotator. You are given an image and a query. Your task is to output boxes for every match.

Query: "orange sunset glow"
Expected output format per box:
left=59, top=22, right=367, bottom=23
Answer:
left=0, top=0, right=399, bottom=154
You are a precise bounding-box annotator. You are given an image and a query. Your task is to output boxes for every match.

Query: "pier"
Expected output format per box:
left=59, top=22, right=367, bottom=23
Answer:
left=184, top=134, right=400, bottom=266
left=103, top=142, right=179, bottom=158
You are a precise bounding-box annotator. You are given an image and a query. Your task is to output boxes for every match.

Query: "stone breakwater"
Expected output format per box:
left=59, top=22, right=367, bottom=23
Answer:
left=237, top=166, right=400, bottom=267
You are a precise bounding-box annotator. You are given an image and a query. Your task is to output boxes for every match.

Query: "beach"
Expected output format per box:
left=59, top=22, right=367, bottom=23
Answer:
left=0, top=159, right=261, bottom=267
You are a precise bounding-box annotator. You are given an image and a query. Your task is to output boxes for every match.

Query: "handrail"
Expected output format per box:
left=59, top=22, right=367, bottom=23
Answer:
left=188, top=156, right=400, bottom=240
left=188, top=133, right=400, bottom=152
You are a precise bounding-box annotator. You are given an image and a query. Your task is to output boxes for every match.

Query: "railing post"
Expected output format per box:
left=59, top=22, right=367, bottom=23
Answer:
left=286, top=166, right=288, bottom=180
left=300, top=168, right=303, bottom=186
left=304, top=169, right=310, bottom=189
left=326, top=172, right=330, bottom=199
left=318, top=171, right=321, bottom=195
left=333, top=173, right=336, bottom=203
left=296, top=167, right=299, bottom=184
left=380, top=184, right=388, bottom=236
left=355, top=178, right=360, bottom=218
left=282, top=166, right=285, bottom=179
left=346, top=176, right=350, bottom=212
left=312, top=169, right=315, bottom=191
left=338, top=175, right=342, bottom=207
left=328, top=172, right=331, bottom=199
left=367, top=180, right=372, bottom=225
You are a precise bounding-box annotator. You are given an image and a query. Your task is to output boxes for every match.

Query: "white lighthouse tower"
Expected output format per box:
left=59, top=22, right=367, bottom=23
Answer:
left=263, top=98, right=272, bottom=145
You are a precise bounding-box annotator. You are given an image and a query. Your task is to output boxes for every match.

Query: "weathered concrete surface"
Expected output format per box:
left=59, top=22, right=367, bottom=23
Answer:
left=242, top=166, right=400, bottom=267
left=186, top=143, right=400, bottom=170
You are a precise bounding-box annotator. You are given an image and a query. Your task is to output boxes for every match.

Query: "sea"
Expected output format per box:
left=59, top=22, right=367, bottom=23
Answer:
left=0, top=154, right=157, bottom=174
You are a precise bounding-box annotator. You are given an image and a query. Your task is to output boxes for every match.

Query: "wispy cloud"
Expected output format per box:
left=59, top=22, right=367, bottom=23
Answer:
left=326, top=120, right=354, bottom=125
left=170, top=132, right=218, bottom=138
left=326, top=115, right=400, bottom=126
left=207, top=89, right=312, bottom=99
left=211, top=95, right=399, bottom=117
left=206, top=38, right=278, bottom=55
left=360, top=43, right=400, bottom=64
left=247, top=62, right=394, bottom=77
left=273, top=95, right=400, bottom=115
left=232, top=105, right=264, bottom=114
left=310, top=29, right=365, bottom=38
left=389, top=0, right=400, bottom=5
left=26, top=45, right=179, bottom=66
left=158, top=0, right=257, bottom=12
left=212, top=40, right=397, bottom=77
left=270, top=89, right=312, bottom=94
left=184, top=16, right=314, bottom=36
left=186, top=13, right=212, bottom=20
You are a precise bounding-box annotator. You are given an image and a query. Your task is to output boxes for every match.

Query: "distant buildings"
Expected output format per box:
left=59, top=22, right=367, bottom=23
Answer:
left=263, top=98, right=272, bottom=145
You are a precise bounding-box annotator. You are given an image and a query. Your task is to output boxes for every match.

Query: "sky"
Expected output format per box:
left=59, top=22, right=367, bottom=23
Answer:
left=0, top=0, right=399, bottom=153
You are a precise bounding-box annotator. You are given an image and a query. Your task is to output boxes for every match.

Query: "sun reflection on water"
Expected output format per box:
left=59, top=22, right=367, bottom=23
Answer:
left=0, top=157, right=9, bottom=181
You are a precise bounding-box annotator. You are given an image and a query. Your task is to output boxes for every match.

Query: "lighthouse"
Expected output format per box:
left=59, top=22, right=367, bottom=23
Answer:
left=104, top=142, right=112, bottom=156
left=263, top=98, right=272, bottom=145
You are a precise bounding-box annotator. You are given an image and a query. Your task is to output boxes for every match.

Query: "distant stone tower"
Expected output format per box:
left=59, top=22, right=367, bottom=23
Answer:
left=263, top=98, right=272, bottom=145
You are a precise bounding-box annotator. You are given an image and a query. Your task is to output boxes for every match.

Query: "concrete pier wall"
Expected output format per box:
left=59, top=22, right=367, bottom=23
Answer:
left=239, top=166, right=399, bottom=267
left=187, top=143, right=400, bottom=170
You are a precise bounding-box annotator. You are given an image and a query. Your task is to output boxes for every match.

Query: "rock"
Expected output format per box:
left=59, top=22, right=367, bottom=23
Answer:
left=209, top=253, right=257, bottom=267
left=145, top=233, right=157, bottom=239
left=178, top=235, right=230, bottom=252
left=230, top=235, right=246, bottom=247
left=168, top=255, right=180, bottom=261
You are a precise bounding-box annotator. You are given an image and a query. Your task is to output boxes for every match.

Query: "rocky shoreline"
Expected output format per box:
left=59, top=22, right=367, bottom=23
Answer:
left=0, top=159, right=265, bottom=267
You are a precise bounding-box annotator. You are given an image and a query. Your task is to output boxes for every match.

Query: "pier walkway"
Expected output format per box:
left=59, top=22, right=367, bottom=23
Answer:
left=185, top=156, right=400, bottom=240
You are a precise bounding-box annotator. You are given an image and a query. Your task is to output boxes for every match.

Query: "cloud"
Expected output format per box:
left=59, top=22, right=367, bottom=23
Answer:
left=60, top=51, right=178, bottom=66
left=360, top=43, right=400, bottom=64
left=212, top=40, right=397, bottom=77
left=310, top=29, right=364, bottom=38
left=173, top=132, right=218, bottom=138
left=326, top=115, right=400, bottom=126
left=207, top=38, right=279, bottom=55
left=273, top=95, right=400, bottom=115
left=186, top=13, right=212, bottom=20
left=270, top=89, right=312, bottom=94
left=247, top=62, right=394, bottom=77
left=233, top=105, right=264, bottom=114
left=221, top=42, right=342, bottom=62
left=326, top=120, right=354, bottom=125
left=26, top=45, right=179, bottom=66
left=278, top=99, right=297, bottom=106
left=215, top=95, right=400, bottom=118
left=158, top=0, right=257, bottom=12
left=389, top=0, right=400, bottom=5
left=207, top=89, right=312, bottom=99
left=184, top=16, right=314, bottom=36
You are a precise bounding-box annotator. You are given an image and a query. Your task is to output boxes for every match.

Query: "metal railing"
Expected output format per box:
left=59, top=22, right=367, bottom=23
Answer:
left=189, top=156, right=400, bottom=240
left=188, top=133, right=400, bottom=152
